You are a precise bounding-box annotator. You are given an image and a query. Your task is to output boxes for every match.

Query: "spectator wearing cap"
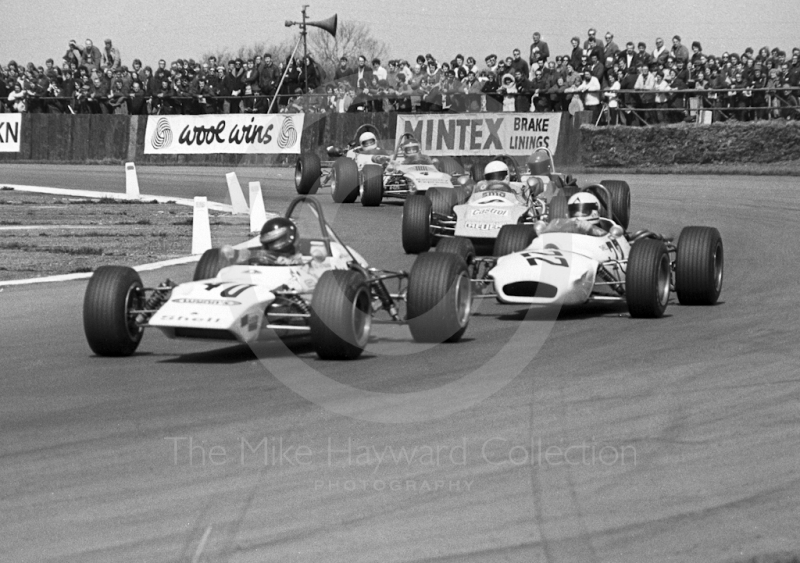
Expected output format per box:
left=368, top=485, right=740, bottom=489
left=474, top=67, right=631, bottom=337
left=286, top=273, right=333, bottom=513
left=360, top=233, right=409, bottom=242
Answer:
left=529, top=32, right=550, bottom=68
left=334, top=56, right=352, bottom=82
left=671, top=35, right=690, bottom=64
left=103, top=39, right=121, bottom=71
left=652, top=38, right=669, bottom=66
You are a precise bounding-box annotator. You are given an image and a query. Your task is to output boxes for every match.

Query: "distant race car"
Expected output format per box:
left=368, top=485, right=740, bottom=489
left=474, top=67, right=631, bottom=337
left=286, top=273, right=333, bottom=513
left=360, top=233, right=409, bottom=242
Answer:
left=83, top=196, right=472, bottom=360
left=434, top=184, right=723, bottom=319
left=294, top=125, right=470, bottom=206
left=401, top=148, right=632, bottom=256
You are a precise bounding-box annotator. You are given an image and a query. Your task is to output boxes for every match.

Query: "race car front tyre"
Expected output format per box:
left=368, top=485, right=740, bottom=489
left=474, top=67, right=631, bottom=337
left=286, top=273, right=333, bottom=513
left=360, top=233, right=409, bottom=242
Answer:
left=548, top=190, right=569, bottom=220
left=295, top=154, right=321, bottom=195
left=193, top=248, right=231, bottom=281
left=675, top=226, right=723, bottom=305
left=83, top=266, right=145, bottom=356
left=435, top=236, right=475, bottom=265
left=494, top=224, right=536, bottom=257
left=407, top=253, right=472, bottom=343
left=601, top=179, right=631, bottom=231
left=310, top=270, right=372, bottom=360
left=331, top=157, right=359, bottom=204
left=402, top=195, right=433, bottom=254
left=360, top=164, right=384, bottom=207
left=427, top=187, right=456, bottom=216
left=626, top=238, right=670, bottom=318
left=436, top=156, right=465, bottom=176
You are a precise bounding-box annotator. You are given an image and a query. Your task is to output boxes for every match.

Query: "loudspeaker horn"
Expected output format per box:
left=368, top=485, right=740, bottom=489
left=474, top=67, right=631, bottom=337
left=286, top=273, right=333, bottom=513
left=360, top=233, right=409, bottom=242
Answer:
left=306, top=14, right=337, bottom=38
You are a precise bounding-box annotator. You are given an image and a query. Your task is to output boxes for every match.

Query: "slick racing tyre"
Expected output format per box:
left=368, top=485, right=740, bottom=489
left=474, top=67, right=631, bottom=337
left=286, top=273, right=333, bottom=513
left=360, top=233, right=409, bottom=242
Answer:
left=360, top=164, right=384, bottom=207
left=427, top=187, right=457, bottom=216
left=193, top=248, right=231, bottom=281
left=548, top=190, right=569, bottom=221
left=494, top=224, right=536, bottom=257
left=407, top=253, right=472, bottom=343
left=83, top=266, right=145, bottom=356
left=435, top=156, right=465, bottom=176
left=675, top=226, right=723, bottom=305
left=402, top=194, right=433, bottom=254
left=294, top=154, right=321, bottom=195
left=600, top=179, right=631, bottom=230
left=435, top=236, right=475, bottom=265
left=310, top=270, right=372, bottom=360
left=331, top=157, right=359, bottom=203
left=626, top=238, right=671, bottom=318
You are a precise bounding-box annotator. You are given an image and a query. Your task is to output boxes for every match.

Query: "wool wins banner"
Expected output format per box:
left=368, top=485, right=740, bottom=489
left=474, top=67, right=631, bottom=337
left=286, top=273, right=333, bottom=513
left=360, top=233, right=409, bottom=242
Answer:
left=0, top=114, right=21, bottom=152
left=395, top=113, right=562, bottom=156
left=144, top=114, right=304, bottom=154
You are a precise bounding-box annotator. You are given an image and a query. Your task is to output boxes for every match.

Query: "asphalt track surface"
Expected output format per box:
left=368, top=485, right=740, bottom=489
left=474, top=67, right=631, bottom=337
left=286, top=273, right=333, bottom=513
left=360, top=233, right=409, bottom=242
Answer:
left=1, top=164, right=799, bottom=563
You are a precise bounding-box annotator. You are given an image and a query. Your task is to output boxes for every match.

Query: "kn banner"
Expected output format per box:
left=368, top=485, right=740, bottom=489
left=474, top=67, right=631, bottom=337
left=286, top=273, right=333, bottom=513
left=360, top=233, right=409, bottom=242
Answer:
left=395, top=113, right=562, bottom=156
left=0, top=113, right=21, bottom=152
left=144, top=114, right=304, bottom=154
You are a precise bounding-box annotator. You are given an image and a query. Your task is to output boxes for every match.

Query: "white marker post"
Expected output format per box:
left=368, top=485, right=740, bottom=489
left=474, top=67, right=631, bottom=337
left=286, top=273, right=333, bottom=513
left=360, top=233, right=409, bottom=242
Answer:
left=249, top=181, right=267, bottom=233
left=192, top=196, right=212, bottom=255
left=225, top=172, right=250, bottom=215
left=125, top=162, right=140, bottom=197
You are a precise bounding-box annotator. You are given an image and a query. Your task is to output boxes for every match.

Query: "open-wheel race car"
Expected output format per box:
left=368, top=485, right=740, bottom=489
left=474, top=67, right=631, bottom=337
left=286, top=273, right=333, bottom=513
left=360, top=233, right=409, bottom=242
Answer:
left=294, top=125, right=470, bottom=206
left=83, top=196, right=473, bottom=360
left=401, top=148, right=632, bottom=257
left=433, top=184, right=723, bottom=318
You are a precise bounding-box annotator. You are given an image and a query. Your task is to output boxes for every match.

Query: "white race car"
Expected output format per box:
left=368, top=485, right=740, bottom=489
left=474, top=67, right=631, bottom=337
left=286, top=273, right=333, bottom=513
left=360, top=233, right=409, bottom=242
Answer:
left=435, top=185, right=723, bottom=318
left=294, top=126, right=469, bottom=206
left=83, top=196, right=472, bottom=360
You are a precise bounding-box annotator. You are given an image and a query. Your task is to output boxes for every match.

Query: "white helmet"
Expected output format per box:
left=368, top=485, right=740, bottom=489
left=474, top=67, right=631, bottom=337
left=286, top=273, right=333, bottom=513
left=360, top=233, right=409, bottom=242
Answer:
left=359, top=132, right=377, bottom=149
left=483, top=160, right=509, bottom=182
left=568, top=192, right=601, bottom=224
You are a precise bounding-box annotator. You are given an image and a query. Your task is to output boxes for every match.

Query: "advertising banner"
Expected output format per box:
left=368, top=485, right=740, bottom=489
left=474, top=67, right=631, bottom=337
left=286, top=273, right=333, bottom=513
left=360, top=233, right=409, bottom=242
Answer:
left=144, top=114, right=304, bottom=154
left=0, top=114, right=21, bottom=152
left=395, top=113, right=561, bottom=156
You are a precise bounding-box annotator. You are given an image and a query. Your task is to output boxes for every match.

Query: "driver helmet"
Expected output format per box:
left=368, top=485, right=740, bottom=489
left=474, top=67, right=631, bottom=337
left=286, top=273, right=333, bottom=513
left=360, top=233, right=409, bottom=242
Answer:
left=483, top=160, right=509, bottom=182
left=402, top=140, right=421, bottom=157
left=527, top=150, right=553, bottom=175
left=567, top=193, right=601, bottom=225
left=359, top=131, right=378, bottom=150
left=260, top=217, right=298, bottom=255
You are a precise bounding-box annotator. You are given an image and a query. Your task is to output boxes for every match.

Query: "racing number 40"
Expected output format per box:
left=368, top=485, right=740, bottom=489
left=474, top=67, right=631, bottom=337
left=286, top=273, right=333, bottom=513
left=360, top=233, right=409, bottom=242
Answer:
left=523, top=250, right=569, bottom=267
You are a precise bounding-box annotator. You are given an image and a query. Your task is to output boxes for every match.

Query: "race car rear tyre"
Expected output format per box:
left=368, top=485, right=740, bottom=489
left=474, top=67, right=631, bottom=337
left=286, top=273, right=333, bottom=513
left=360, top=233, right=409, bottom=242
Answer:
left=601, top=179, right=631, bottom=230
left=295, top=154, right=321, bottom=195
left=360, top=164, right=384, bottom=207
left=407, top=253, right=472, bottom=343
left=193, top=248, right=231, bottom=281
left=436, top=156, right=465, bottom=176
left=626, top=238, right=671, bottom=318
left=402, top=195, right=433, bottom=254
left=83, top=266, right=145, bottom=356
left=310, top=270, right=372, bottom=360
left=548, top=190, right=569, bottom=220
left=331, top=157, right=359, bottom=204
left=427, top=187, right=456, bottom=216
left=453, top=184, right=471, bottom=205
left=675, top=226, right=723, bottom=305
left=435, top=236, right=475, bottom=265
left=494, top=224, right=536, bottom=257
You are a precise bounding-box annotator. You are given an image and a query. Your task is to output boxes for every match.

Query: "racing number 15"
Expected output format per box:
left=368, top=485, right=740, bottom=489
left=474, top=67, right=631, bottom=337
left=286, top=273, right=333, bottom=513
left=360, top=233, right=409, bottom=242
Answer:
left=522, top=250, right=568, bottom=267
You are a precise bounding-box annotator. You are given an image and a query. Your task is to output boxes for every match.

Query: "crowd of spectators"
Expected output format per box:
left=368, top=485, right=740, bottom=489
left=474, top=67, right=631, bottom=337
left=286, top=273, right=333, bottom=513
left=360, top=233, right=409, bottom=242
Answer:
left=2, top=30, right=800, bottom=125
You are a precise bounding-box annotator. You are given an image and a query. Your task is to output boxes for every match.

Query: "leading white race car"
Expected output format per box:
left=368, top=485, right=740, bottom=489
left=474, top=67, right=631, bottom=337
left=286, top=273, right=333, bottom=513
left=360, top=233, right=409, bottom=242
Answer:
left=435, top=185, right=723, bottom=318
left=83, top=196, right=472, bottom=360
left=294, top=126, right=469, bottom=206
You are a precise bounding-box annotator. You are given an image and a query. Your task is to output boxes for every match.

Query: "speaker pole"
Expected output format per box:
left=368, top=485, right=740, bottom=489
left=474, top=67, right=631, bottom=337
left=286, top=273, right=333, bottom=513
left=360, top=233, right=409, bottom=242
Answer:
left=301, top=5, right=309, bottom=108
left=267, top=35, right=302, bottom=114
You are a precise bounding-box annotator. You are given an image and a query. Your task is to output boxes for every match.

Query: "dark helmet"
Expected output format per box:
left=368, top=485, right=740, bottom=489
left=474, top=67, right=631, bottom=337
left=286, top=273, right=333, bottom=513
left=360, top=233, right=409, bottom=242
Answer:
left=260, top=217, right=298, bottom=254
left=526, top=150, right=553, bottom=175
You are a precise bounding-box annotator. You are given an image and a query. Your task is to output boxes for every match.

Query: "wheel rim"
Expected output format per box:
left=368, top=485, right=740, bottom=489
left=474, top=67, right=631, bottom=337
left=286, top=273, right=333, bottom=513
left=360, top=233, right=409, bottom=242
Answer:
left=294, top=160, right=303, bottom=186
left=453, top=272, right=472, bottom=327
left=657, top=254, right=670, bottom=308
left=124, top=282, right=144, bottom=340
left=351, top=286, right=372, bottom=348
left=713, top=241, right=723, bottom=292
left=331, top=169, right=338, bottom=198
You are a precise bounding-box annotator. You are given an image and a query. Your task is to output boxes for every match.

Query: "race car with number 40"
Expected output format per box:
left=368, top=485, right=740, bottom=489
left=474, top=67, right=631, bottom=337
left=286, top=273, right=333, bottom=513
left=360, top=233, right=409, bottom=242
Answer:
left=83, top=196, right=472, bottom=360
